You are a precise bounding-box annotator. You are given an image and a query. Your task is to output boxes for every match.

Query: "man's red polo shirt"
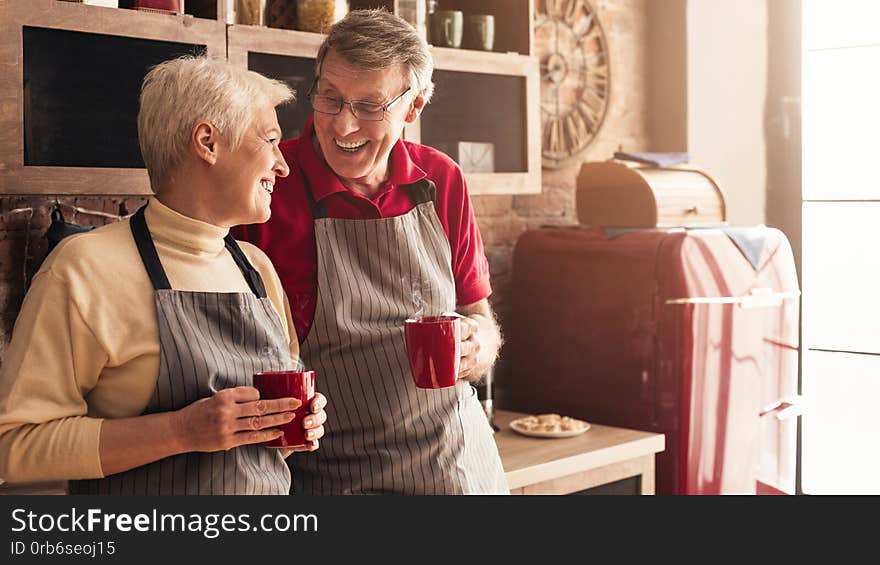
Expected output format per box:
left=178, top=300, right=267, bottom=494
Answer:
left=234, top=118, right=492, bottom=343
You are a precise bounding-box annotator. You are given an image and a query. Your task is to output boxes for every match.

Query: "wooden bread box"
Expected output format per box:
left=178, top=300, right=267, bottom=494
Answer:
left=575, top=160, right=727, bottom=228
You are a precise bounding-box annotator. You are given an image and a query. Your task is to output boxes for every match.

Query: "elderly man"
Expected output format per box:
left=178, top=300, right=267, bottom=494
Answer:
left=235, top=10, right=508, bottom=494
left=0, top=56, right=327, bottom=494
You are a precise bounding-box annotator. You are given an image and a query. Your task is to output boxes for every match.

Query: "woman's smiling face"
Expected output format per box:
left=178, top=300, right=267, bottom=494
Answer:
left=211, top=104, right=290, bottom=227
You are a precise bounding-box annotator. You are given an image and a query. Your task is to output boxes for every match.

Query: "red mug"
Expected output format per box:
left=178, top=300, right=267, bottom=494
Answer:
left=404, top=315, right=461, bottom=389
left=252, top=370, right=316, bottom=448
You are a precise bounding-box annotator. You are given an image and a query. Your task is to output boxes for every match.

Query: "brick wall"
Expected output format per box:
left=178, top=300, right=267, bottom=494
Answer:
left=0, top=196, right=149, bottom=363
left=477, top=0, right=651, bottom=391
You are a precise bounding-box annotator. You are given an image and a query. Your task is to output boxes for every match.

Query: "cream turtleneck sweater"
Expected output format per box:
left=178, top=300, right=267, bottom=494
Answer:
left=0, top=198, right=299, bottom=483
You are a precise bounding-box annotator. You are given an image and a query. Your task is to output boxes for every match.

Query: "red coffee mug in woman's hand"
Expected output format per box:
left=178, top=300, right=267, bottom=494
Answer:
left=252, top=370, right=316, bottom=447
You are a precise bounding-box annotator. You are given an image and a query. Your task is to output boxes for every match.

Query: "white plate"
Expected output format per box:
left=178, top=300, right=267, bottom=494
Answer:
left=509, top=418, right=591, bottom=439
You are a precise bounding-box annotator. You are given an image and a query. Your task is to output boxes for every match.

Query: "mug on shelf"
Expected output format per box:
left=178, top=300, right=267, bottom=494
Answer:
left=464, top=14, right=495, bottom=51
left=429, top=10, right=463, bottom=49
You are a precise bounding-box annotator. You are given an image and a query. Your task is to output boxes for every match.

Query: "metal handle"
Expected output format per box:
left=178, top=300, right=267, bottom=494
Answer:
left=481, top=368, right=499, bottom=431
left=684, top=205, right=700, bottom=215
left=665, top=289, right=801, bottom=306
left=739, top=287, right=782, bottom=309
left=759, top=396, right=803, bottom=420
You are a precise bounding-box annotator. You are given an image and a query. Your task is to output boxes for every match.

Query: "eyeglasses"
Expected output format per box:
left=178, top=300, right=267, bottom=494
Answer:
left=308, top=79, right=411, bottom=121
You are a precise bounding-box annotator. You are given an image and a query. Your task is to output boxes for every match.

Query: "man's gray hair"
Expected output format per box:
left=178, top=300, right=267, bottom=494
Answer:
left=315, top=9, right=435, bottom=103
left=138, top=55, right=295, bottom=189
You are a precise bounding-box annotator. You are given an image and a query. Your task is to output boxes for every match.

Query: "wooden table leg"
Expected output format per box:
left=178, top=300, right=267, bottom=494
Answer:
left=638, top=454, right=655, bottom=495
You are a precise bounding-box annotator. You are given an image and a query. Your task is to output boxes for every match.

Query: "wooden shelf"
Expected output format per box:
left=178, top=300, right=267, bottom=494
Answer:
left=0, top=167, right=150, bottom=196
left=227, top=23, right=323, bottom=64
left=431, top=45, right=534, bottom=74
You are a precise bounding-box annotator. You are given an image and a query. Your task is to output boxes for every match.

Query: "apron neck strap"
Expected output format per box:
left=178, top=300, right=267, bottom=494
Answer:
left=130, top=204, right=172, bottom=291
left=130, top=203, right=267, bottom=298
left=223, top=234, right=268, bottom=298
left=300, top=168, right=329, bottom=219
left=405, top=178, right=437, bottom=206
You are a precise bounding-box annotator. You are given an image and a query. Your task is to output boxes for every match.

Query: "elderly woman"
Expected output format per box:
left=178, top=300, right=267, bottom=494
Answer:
left=0, top=56, right=326, bottom=495
left=235, top=10, right=508, bottom=494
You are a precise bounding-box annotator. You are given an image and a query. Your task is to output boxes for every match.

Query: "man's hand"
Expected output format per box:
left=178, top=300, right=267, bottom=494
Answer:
left=457, top=299, right=503, bottom=383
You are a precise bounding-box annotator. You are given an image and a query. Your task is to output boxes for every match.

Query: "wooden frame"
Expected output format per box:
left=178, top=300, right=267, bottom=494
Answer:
left=427, top=47, right=541, bottom=195
left=0, top=0, right=226, bottom=195
left=227, top=24, right=324, bottom=66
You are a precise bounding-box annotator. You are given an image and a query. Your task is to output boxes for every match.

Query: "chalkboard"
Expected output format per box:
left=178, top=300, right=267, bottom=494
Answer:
left=23, top=26, right=206, bottom=168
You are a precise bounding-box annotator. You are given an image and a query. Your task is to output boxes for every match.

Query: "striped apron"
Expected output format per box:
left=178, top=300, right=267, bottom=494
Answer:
left=290, top=173, right=509, bottom=495
left=70, top=204, right=293, bottom=495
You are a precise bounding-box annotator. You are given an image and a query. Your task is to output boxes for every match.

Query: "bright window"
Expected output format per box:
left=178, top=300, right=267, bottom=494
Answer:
left=801, top=0, right=880, bottom=494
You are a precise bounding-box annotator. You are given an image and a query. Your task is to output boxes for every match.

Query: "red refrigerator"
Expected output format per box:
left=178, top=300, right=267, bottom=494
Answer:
left=505, top=225, right=800, bottom=495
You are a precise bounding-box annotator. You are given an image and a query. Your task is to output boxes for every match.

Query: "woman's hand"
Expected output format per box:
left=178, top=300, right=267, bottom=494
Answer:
left=281, top=392, right=328, bottom=456
left=172, top=386, right=300, bottom=453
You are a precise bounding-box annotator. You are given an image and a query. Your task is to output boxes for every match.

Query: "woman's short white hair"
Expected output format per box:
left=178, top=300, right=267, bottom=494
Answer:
left=138, top=55, right=295, bottom=189
left=316, top=9, right=435, bottom=102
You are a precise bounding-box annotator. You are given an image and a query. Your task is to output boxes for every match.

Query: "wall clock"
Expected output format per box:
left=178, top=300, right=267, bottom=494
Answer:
left=536, top=0, right=611, bottom=169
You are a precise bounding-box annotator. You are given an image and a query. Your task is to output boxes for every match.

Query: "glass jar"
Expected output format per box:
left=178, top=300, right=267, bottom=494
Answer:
left=296, top=0, right=348, bottom=34
left=265, top=0, right=298, bottom=30
left=235, top=0, right=265, bottom=25
left=425, top=0, right=439, bottom=44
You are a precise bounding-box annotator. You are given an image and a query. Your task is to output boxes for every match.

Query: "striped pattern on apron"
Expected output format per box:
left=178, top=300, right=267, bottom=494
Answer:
left=291, top=175, right=508, bottom=495
left=70, top=204, right=294, bottom=495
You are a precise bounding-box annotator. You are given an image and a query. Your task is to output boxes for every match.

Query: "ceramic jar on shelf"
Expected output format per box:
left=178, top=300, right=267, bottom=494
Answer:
left=235, top=0, right=265, bottom=25
left=296, top=0, right=348, bottom=34
left=265, top=0, right=298, bottom=30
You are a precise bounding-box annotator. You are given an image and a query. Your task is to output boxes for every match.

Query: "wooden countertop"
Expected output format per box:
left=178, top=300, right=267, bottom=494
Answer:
left=493, top=410, right=665, bottom=492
